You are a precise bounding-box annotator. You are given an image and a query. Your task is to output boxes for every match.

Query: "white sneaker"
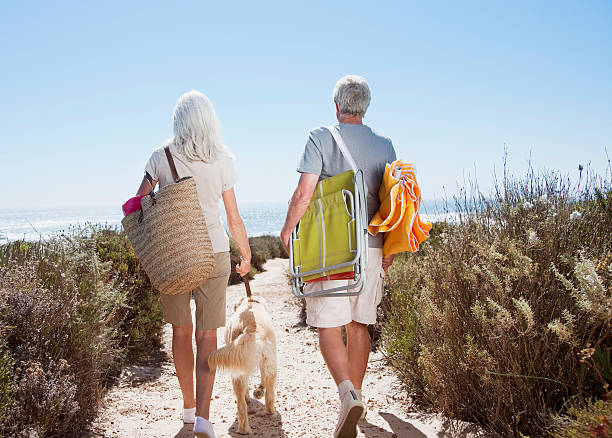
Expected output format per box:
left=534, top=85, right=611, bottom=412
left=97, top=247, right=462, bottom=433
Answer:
left=183, top=407, right=196, bottom=424
left=355, top=390, right=367, bottom=421
left=334, top=389, right=364, bottom=438
left=193, top=416, right=216, bottom=438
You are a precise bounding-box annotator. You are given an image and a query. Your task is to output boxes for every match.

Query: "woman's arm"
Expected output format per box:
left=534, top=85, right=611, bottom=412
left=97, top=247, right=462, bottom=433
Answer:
left=136, top=175, right=157, bottom=196
left=222, top=188, right=251, bottom=276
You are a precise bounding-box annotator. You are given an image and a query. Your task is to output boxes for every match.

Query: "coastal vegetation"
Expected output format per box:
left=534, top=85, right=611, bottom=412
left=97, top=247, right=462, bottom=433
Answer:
left=0, top=226, right=162, bottom=437
left=229, top=235, right=288, bottom=285
left=1, top=166, right=609, bottom=437
left=382, top=168, right=612, bottom=436
left=0, top=227, right=285, bottom=437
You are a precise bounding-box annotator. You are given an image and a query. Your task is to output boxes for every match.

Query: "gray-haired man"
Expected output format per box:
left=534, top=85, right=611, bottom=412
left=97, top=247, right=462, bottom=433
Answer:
left=281, top=75, right=397, bottom=438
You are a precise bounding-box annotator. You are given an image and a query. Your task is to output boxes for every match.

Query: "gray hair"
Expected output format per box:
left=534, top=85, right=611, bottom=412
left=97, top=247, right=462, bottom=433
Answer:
left=170, top=90, right=231, bottom=162
left=333, top=75, right=371, bottom=117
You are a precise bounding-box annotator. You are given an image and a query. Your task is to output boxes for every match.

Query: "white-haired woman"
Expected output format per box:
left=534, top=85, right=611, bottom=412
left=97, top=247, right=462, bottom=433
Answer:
left=135, top=90, right=250, bottom=438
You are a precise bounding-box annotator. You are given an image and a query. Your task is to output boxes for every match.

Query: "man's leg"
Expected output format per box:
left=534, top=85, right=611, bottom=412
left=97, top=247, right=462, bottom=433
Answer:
left=172, top=323, right=195, bottom=409
left=318, top=326, right=351, bottom=384
left=348, top=247, right=383, bottom=396
left=319, top=325, right=363, bottom=438
left=194, top=329, right=218, bottom=420
left=346, top=321, right=371, bottom=391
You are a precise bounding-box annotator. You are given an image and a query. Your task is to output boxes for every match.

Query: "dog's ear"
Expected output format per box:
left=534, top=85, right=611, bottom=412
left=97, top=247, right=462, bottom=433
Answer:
left=239, top=309, right=257, bottom=334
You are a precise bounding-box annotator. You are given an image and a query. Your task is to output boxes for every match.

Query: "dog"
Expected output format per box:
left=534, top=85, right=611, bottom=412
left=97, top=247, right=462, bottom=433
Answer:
left=208, top=295, right=277, bottom=434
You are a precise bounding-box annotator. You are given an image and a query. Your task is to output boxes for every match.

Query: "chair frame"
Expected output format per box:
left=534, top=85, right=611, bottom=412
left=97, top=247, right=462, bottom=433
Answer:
left=289, top=170, right=369, bottom=298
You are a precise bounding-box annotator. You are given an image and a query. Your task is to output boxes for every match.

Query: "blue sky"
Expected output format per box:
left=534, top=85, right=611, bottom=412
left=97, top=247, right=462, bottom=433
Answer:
left=1, top=1, right=611, bottom=209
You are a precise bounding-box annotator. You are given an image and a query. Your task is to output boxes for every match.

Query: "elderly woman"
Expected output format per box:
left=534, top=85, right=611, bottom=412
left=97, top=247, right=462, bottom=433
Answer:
left=136, top=90, right=250, bottom=438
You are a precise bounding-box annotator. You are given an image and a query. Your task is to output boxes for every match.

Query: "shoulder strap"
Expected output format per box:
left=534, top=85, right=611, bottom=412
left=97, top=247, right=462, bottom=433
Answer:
left=164, top=146, right=180, bottom=182
left=327, top=125, right=358, bottom=172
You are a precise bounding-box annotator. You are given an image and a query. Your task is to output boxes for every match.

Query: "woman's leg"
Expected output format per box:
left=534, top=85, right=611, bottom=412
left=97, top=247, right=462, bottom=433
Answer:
left=172, top=323, right=196, bottom=409
left=192, top=252, right=230, bottom=420
left=194, top=329, right=218, bottom=419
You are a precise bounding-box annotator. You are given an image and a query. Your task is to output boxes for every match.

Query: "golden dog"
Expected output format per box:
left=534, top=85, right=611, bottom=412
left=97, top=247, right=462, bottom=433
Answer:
left=208, top=296, right=277, bottom=434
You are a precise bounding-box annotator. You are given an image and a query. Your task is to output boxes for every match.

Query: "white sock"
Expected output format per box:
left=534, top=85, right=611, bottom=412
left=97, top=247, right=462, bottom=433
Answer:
left=337, top=380, right=355, bottom=400
left=183, top=407, right=196, bottom=423
left=194, top=416, right=215, bottom=436
left=354, top=388, right=362, bottom=400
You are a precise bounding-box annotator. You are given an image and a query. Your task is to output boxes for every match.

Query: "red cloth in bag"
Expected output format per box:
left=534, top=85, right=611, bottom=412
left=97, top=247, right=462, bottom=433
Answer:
left=122, top=195, right=145, bottom=216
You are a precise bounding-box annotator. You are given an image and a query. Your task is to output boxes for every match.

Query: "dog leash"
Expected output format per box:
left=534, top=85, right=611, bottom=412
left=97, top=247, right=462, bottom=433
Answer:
left=230, top=254, right=252, bottom=299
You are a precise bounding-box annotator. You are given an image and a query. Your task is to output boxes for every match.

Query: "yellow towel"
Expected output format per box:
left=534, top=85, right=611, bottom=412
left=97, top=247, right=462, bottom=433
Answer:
left=368, top=160, right=432, bottom=257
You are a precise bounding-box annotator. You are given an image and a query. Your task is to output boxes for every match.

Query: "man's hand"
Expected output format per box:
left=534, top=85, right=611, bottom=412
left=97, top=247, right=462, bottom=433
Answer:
left=382, top=254, right=396, bottom=273
left=280, top=228, right=291, bottom=256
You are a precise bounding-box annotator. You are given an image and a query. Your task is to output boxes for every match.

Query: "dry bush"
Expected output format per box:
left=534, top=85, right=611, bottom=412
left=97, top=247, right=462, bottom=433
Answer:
left=229, top=235, right=287, bottom=285
left=382, top=167, right=612, bottom=437
left=94, top=228, right=163, bottom=359
left=0, top=227, right=162, bottom=437
left=249, top=235, right=288, bottom=262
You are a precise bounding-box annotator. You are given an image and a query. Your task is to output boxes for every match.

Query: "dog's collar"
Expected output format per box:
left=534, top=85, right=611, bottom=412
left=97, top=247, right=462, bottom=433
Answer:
left=247, top=298, right=261, bottom=304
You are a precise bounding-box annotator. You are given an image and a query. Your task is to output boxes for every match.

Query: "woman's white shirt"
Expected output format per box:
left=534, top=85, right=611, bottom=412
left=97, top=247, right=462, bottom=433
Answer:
left=144, top=144, right=238, bottom=253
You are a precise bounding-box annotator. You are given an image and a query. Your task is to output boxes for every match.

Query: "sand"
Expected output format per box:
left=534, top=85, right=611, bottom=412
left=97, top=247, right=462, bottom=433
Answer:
left=88, top=258, right=472, bottom=438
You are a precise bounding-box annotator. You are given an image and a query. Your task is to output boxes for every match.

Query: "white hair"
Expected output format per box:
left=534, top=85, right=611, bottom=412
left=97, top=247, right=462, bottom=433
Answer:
left=333, top=75, right=371, bottom=117
left=170, top=90, right=231, bottom=162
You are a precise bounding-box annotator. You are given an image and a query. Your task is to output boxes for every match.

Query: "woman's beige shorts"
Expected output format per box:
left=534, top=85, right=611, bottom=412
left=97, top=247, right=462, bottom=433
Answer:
left=304, top=247, right=385, bottom=328
left=160, top=251, right=230, bottom=330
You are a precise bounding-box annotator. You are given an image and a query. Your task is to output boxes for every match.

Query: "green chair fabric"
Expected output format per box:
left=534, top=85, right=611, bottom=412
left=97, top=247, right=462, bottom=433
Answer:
left=292, top=170, right=357, bottom=282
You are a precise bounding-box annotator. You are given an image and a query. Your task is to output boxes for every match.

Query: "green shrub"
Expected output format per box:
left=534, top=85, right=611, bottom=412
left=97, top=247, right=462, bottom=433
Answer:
left=0, top=226, right=162, bottom=437
left=382, top=169, right=612, bottom=437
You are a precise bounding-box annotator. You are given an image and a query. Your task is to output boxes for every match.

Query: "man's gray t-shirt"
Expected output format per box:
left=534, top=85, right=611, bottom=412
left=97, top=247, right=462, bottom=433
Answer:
left=297, top=122, right=397, bottom=248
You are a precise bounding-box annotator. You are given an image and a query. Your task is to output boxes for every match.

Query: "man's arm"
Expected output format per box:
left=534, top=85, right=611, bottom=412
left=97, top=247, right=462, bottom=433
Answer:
left=382, top=254, right=396, bottom=272
left=280, top=172, right=319, bottom=254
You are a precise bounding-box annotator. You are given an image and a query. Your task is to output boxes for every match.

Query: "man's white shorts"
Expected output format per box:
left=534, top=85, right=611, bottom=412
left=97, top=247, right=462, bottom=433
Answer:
left=304, top=247, right=385, bottom=328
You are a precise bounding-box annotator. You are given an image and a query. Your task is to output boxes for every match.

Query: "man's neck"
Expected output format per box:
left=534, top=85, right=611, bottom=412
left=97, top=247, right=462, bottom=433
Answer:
left=338, top=113, right=363, bottom=125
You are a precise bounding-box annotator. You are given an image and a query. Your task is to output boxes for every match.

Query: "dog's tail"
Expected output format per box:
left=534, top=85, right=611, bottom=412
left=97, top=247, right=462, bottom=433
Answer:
left=208, top=332, right=259, bottom=375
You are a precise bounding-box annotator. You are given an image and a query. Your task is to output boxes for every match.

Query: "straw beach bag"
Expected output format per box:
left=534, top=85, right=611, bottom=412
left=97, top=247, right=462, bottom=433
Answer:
left=122, top=146, right=215, bottom=295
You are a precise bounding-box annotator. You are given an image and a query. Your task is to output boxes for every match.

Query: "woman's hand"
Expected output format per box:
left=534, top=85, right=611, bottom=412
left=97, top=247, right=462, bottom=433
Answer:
left=235, top=258, right=251, bottom=277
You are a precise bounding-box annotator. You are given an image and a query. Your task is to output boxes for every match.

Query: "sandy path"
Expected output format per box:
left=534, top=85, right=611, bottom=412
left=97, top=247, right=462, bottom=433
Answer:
left=89, top=258, right=461, bottom=438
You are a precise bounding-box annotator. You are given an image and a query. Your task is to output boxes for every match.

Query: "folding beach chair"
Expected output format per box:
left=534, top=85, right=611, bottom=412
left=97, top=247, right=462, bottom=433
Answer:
left=289, top=126, right=369, bottom=298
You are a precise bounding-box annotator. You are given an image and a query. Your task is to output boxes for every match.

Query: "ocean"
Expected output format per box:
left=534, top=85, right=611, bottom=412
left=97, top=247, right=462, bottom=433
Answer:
left=0, top=201, right=451, bottom=242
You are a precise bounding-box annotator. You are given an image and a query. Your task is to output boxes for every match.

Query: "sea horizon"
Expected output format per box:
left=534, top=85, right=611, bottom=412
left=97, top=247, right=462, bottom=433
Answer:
left=0, top=200, right=453, bottom=242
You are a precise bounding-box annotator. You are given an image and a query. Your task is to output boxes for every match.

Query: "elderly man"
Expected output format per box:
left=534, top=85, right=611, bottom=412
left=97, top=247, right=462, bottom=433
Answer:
left=281, top=75, right=397, bottom=438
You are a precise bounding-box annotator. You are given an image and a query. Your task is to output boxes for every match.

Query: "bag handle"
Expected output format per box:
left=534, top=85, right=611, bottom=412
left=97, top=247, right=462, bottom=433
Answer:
left=164, top=146, right=180, bottom=183
left=138, top=146, right=178, bottom=222
left=327, top=125, right=358, bottom=172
